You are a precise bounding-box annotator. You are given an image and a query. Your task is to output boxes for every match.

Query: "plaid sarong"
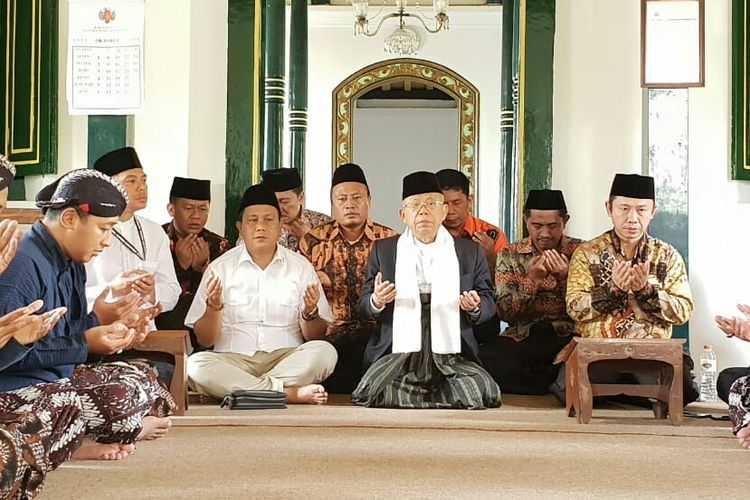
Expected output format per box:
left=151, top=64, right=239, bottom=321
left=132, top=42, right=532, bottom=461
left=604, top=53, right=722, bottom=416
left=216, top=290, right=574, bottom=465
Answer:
left=353, top=294, right=501, bottom=409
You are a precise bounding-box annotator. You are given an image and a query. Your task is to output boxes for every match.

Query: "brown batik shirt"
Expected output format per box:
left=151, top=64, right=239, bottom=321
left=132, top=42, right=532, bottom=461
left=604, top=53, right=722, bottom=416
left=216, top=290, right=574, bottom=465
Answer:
left=299, top=219, right=398, bottom=343
left=495, top=235, right=583, bottom=342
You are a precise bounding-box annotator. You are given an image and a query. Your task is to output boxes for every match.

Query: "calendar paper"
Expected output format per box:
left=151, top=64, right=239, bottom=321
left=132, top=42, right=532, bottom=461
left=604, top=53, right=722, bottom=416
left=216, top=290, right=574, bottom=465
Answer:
left=66, top=0, right=145, bottom=115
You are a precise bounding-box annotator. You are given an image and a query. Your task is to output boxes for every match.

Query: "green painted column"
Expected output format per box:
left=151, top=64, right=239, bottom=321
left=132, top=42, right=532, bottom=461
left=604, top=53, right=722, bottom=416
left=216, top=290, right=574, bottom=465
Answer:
left=87, top=116, right=127, bottom=167
left=225, top=0, right=259, bottom=243
left=288, top=0, right=308, bottom=178
left=521, top=0, right=555, bottom=197
left=261, top=0, right=286, bottom=172
left=504, top=0, right=555, bottom=240
left=499, top=0, right=516, bottom=238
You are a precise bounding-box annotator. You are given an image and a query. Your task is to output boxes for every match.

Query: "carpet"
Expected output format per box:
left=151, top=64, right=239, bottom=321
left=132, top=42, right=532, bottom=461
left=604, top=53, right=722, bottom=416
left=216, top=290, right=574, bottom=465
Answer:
left=42, top=395, right=744, bottom=499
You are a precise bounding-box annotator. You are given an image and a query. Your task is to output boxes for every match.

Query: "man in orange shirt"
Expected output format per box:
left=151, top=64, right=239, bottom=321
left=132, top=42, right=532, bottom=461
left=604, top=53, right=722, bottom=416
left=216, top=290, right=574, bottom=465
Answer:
left=436, top=169, right=508, bottom=272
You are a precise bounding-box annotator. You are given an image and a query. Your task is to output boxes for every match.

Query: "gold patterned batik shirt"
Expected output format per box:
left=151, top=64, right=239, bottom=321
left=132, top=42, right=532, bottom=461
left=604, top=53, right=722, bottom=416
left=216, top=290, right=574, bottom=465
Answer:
left=495, top=235, right=583, bottom=342
left=280, top=208, right=333, bottom=252
left=565, top=230, right=692, bottom=339
left=299, top=220, right=398, bottom=342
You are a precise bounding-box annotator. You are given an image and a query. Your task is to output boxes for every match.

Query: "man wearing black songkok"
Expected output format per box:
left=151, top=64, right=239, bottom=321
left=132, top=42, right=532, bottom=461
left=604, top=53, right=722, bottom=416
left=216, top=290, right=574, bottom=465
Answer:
left=353, top=171, right=500, bottom=409
left=156, top=177, right=228, bottom=339
left=480, top=189, right=583, bottom=396
left=185, top=183, right=338, bottom=404
left=564, top=173, right=699, bottom=405
left=299, top=163, right=398, bottom=393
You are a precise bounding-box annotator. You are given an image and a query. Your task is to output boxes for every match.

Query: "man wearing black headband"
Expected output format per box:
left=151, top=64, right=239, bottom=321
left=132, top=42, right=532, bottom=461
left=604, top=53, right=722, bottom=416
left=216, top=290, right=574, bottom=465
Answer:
left=156, top=177, right=228, bottom=339
left=85, top=147, right=181, bottom=326
left=299, top=163, right=398, bottom=393
left=565, top=173, right=699, bottom=404
left=480, top=189, right=583, bottom=396
left=185, top=183, right=338, bottom=405
left=260, top=167, right=332, bottom=252
left=0, top=168, right=175, bottom=465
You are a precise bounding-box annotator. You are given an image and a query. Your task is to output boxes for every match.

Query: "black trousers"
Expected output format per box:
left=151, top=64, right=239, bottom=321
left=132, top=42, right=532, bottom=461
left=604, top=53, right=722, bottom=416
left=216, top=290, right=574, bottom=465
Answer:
left=324, top=334, right=371, bottom=394
left=718, top=366, right=750, bottom=404
left=478, top=322, right=571, bottom=395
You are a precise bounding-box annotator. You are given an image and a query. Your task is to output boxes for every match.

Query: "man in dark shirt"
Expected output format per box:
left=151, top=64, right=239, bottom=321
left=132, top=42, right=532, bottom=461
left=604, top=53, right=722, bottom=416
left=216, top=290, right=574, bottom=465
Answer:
left=156, top=177, right=228, bottom=346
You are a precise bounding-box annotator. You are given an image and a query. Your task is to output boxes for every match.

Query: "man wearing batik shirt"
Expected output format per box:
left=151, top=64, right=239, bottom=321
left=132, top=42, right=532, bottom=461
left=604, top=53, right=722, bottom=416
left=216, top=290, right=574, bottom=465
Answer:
left=156, top=177, right=229, bottom=344
left=564, top=173, right=699, bottom=403
left=479, top=190, right=582, bottom=395
left=262, top=168, right=332, bottom=252
left=299, top=163, right=398, bottom=393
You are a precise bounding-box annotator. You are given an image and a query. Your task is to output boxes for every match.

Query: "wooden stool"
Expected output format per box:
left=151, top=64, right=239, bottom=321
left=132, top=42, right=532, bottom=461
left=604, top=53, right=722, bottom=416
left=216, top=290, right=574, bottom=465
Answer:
left=565, top=338, right=685, bottom=425
left=133, top=330, right=192, bottom=415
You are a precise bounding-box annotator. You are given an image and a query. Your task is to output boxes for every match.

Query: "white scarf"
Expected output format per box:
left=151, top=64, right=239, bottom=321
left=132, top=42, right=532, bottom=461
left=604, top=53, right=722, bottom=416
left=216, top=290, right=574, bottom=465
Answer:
left=392, top=226, right=461, bottom=354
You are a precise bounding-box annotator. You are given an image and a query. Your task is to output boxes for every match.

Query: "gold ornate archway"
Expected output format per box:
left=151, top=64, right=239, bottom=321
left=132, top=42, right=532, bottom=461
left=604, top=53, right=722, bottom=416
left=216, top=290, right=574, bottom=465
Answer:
left=332, top=58, right=479, bottom=190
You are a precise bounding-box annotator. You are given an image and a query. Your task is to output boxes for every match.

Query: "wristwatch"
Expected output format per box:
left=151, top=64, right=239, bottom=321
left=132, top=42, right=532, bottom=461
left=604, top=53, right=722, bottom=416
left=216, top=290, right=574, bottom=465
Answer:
left=302, top=307, right=319, bottom=321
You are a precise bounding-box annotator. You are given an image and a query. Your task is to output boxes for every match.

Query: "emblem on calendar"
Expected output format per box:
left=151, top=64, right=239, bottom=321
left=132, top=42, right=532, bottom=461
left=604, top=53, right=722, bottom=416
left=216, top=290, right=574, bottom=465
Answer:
left=98, top=7, right=116, bottom=24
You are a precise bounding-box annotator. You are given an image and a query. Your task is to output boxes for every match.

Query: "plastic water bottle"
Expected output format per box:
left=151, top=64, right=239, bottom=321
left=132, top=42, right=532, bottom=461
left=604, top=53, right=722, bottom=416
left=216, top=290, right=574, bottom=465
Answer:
left=699, top=344, right=718, bottom=403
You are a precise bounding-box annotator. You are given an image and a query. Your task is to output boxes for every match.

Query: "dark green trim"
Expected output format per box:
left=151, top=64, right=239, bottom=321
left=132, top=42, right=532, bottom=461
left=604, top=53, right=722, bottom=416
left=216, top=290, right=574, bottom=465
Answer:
left=225, top=0, right=258, bottom=243
left=87, top=116, right=127, bottom=167
left=521, top=0, right=555, bottom=195
left=1, top=0, right=58, bottom=176
left=310, top=0, right=330, bottom=4
left=260, top=0, right=285, bottom=172
left=289, top=0, right=308, bottom=178
left=8, top=177, right=24, bottom=201
left=731, top=0, right=750, bottom=180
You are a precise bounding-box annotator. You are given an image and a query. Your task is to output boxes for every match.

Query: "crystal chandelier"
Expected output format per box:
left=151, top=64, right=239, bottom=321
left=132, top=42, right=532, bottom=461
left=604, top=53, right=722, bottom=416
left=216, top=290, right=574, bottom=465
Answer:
left=351, top=1, right=449, bottom=56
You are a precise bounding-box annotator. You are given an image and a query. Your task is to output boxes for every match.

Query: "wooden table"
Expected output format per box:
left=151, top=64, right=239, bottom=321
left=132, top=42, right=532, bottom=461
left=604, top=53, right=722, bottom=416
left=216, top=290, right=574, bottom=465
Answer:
left=566, top=337, right=685, bottom=425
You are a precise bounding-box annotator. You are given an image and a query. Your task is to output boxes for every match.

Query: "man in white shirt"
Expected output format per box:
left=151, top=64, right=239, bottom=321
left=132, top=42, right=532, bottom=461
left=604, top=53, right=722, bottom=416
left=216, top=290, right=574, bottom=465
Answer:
left=85, top=147, right=181, bottom=321
left=185, top=184, right=337, bottom=405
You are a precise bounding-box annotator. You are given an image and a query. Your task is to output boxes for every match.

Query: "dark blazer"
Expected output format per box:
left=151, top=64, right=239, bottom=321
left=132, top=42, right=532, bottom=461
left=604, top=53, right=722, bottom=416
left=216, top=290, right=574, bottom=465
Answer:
left=357, top=235, right=496, bottom=367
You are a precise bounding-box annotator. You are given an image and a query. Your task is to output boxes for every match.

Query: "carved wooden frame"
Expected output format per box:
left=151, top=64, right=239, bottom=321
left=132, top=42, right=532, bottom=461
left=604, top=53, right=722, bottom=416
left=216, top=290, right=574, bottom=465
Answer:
left=332, top=58, right=479, bottom=192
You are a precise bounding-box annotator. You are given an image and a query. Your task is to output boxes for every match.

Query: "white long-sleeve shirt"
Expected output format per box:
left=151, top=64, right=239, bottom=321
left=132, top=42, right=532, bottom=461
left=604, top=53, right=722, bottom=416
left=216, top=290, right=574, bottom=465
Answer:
left=185, top=244, right=333, bottom=356
left=85, top=215, right=181, bottom=314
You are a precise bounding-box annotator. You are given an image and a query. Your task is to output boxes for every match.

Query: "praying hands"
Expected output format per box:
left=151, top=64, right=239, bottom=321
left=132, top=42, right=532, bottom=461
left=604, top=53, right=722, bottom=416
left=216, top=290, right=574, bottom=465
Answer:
left=459, top=290, right=481, bottom=312
left=204, top=273, right=224, bottom=312
left=611, top=260, right=650, bottom=293
left=0, top=219, right=20, bottom=275
left=174, top=234, right=211, bottom=272
left=372, top=272, right=397, bottom=310
left=715, top=304, right=750, bottom=342
left=0, top=302, right=66, bottom=348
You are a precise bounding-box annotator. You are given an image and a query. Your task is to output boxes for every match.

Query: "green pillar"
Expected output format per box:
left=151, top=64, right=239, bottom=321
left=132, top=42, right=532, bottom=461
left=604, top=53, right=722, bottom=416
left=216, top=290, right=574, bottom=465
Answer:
left=499, top=1, right=516, bottom=238
left=225, top=0, right=260, bottom=243
left=261, top=0, right=286, bottom=172
left=288, top=0, right=308, bottom=178
left=88, top=116, right=127, bottom=167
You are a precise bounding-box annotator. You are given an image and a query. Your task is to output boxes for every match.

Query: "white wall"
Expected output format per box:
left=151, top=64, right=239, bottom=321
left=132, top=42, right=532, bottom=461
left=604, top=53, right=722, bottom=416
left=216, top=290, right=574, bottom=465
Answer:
left=307, top=6, right=503, bottom=225
left=687, top=0, right=750, bottom=369
left=354, top=107, right=458, bottom=230
left=553, top=0, right=750, bottom=370
left=552, top=0, right=643, bottom=240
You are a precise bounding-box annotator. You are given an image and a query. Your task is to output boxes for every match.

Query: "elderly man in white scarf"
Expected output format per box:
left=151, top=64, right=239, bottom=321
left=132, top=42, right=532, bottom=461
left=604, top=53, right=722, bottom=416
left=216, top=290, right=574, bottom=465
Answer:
left=353, top=171, right=501, bottom=409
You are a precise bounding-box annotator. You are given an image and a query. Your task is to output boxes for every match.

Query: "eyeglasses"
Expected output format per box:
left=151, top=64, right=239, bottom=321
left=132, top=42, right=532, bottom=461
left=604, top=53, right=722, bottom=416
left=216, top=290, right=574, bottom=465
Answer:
left=402, top=200, right=445, bottom=212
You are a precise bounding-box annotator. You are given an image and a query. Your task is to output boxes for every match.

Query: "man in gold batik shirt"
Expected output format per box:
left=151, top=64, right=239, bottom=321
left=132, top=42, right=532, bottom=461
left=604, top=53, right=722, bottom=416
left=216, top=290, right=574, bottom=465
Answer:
left=563, top=173, right=698, bottom=404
